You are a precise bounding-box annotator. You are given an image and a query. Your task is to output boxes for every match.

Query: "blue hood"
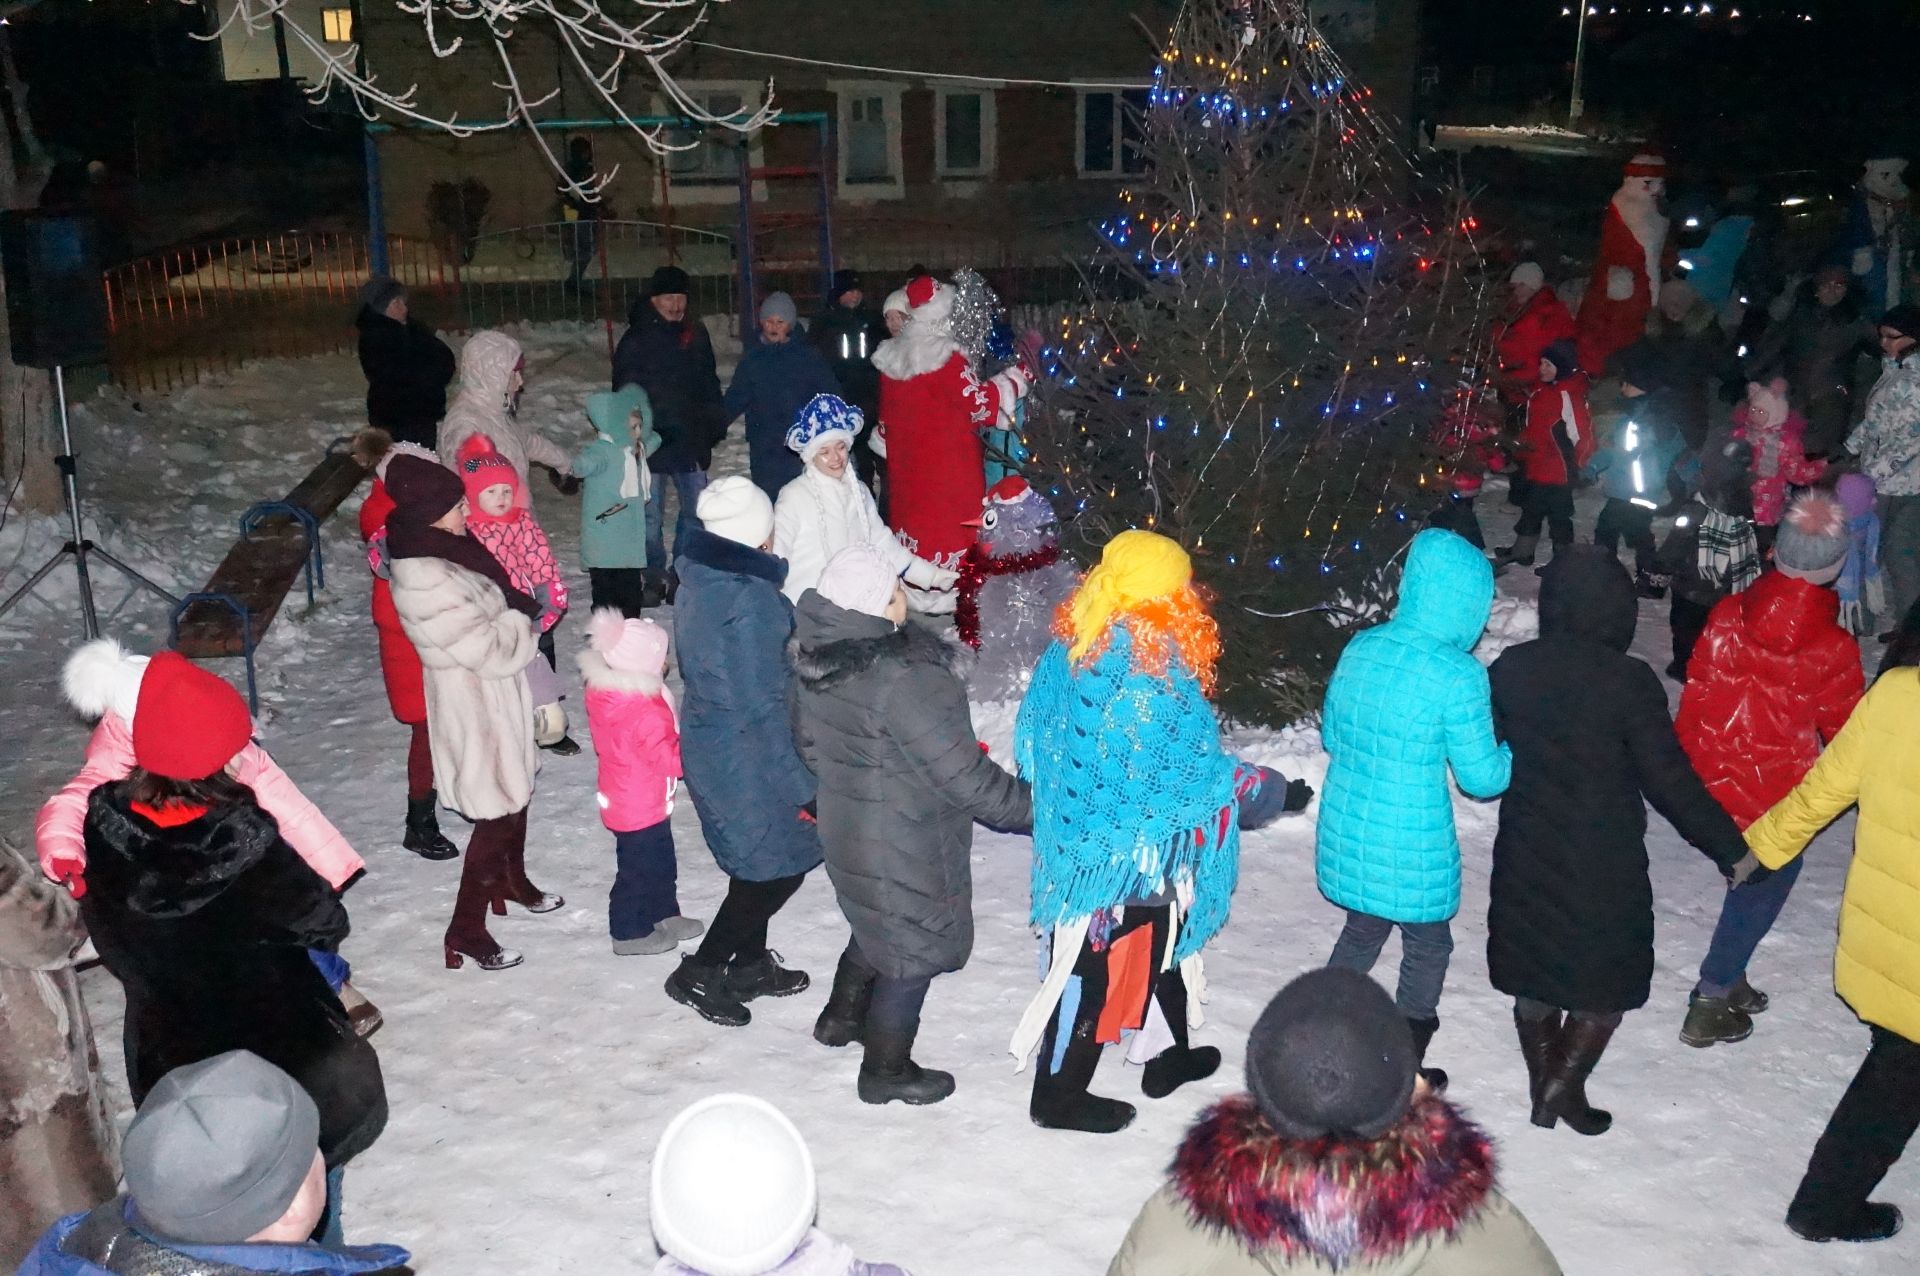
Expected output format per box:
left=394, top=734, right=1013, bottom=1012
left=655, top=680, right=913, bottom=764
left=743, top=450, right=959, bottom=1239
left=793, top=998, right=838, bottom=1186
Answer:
left=1394, top=528, right=1494, bottom=651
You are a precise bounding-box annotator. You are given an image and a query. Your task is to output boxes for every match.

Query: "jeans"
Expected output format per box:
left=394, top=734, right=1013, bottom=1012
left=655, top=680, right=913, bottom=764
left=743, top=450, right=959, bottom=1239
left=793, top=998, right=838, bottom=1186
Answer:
left=609, top=821, right=679, bottom=940
left=1791, top=1026, right=1920, bottom=1223
left=645, top=468, right=710, bottom=572
left=1881, top=494, right=1920, bottom=632
left=693, top=871, right=808, bottom=966
left=1326, top=909, right=1455, bottom=1020
left=1514, top=483, right=1575, bottom=546
left=315, top=1166, right=345, bottom=1245
left=1696, top=854, right=1804, bottom=998
left=1594, top=497, right=1657, bottom=574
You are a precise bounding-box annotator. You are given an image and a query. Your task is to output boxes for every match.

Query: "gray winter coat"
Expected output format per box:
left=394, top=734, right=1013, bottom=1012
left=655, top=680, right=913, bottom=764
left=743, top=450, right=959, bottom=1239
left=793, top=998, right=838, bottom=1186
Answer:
left=789, top=593, right=1032, bottom=981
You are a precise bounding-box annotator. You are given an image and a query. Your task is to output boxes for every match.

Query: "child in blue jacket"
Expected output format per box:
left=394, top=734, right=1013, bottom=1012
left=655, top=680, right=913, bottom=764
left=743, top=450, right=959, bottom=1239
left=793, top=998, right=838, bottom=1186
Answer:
left=1316, top=528, right=1511, bottom=1089
left=1586, top=344, right=1684, bottom=598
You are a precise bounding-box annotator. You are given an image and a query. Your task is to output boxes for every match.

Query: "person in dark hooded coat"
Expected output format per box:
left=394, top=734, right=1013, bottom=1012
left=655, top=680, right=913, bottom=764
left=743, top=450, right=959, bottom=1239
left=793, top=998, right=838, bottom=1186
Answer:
left=789, top=544, right=1032, bottom=1107
left=354, top=278, right=456, bottom=450
left=1488, top=547, right=1750, bottom=1139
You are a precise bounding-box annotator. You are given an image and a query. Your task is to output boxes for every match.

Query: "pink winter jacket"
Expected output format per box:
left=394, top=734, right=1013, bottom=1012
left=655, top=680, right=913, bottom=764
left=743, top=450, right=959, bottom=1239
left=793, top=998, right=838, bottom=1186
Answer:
left=470, top=512, right=568, bottom=633
left=35, top=712, right=365, bottom=892
left=578, top=649, right=681, bottom=833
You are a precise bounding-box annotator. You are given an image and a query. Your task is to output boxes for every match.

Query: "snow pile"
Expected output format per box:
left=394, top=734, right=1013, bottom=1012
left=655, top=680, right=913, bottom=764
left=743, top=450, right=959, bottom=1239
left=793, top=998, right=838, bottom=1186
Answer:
left=0, top=329, right=1908, bottom=1276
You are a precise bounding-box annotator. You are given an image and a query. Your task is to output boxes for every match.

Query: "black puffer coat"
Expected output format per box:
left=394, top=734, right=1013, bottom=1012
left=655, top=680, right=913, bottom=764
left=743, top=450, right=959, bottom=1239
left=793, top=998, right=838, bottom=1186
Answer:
left=1487, top=548, right=1746, bottom=1012
left=611, top=299, right=725, bottom=474
left=790, top=593, right=1032, bottom=981
left=79, top=784, right=387, bottom=1167
left=356, top=306, right=456, bottom=449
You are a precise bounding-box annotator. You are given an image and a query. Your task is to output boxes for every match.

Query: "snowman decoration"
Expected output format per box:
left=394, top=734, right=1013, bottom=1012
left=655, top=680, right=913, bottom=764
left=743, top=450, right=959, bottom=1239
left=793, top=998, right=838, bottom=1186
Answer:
left=957, top=476, right=1081, bottom=702
left=1847, top=153, right=1914, bottom=313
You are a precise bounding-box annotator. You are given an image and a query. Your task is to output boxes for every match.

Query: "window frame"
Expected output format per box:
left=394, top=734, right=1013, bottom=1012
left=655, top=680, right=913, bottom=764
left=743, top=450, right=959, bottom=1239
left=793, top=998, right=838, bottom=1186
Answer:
left=1075, top=86, right=1152, bottom=179
left=320, top=6, right=353, bottom=43
left=934, top=86, right=996, bottom=180
left=830, top=79, right=906, bottom=202
left=655, top=80, right=768, bottom=206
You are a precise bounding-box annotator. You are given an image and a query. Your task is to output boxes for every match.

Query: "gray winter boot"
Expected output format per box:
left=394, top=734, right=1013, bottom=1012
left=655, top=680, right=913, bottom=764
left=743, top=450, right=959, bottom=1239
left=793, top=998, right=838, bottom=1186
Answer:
left=1496, top=533, right=1540, bottom=567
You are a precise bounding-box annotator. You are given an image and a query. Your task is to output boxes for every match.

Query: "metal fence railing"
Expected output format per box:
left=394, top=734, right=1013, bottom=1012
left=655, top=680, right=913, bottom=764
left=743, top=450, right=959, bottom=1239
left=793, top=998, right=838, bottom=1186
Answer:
left=102, top=219, right=1094, bottom=394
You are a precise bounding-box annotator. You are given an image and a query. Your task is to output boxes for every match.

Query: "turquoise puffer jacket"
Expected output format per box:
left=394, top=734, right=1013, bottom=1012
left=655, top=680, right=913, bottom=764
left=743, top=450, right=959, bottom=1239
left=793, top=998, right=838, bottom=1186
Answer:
left=573, top=385, right=659, bottom=571
left=1316, top=529, right=1511, bottom=923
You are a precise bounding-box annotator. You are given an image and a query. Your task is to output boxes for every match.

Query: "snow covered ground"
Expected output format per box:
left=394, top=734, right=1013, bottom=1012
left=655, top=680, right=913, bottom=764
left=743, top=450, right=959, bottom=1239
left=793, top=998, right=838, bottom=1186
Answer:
left=0, top=326, right=1912, bottom=1275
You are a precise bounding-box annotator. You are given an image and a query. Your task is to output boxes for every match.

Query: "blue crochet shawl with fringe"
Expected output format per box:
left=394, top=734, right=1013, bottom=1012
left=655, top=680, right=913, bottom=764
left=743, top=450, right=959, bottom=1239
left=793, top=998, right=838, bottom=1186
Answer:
left=1014, top=626, right=1240, bottom=961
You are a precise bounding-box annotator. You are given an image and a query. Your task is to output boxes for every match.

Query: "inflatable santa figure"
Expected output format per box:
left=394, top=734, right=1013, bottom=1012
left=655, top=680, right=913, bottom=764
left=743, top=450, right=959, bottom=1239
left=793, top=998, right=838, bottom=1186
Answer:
left=1844, top=153, right=1913, bottom=313
left=1576, top=152, right=1674, bottom=375
left=872, top=275, right=1031, bottom=584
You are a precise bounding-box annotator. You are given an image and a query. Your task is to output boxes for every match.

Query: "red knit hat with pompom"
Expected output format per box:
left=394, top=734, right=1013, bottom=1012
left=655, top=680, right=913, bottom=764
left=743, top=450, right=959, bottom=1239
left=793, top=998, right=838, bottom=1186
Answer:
left=132, top=652, right=253, bottom=780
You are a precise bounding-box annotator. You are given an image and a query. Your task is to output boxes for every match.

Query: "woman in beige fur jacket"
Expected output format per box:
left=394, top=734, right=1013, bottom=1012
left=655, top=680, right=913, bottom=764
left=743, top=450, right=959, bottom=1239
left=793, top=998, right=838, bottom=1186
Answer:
left=385, top=454, right=562, bottom=972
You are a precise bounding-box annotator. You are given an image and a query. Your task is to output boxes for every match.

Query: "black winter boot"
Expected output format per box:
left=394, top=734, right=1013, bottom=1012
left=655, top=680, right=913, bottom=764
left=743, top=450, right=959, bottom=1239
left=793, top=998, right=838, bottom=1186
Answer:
left=856, top=1027, right=955, bottom=1106
left=813, top=952, right=875, bottom=1048
left=665, top=956, right=750, bottom=1027
left=1495, top=533, right=1539, bottom=567
left=1533, top=1016, right=1616, bottom=1136
left=1141, top=1045, right=1222, bottom=1099
left=1514, top=1007, right=1564, bottom=1117
left=403, top=794, right=459, bottom=861
left=1407, top=1015, right=1449, bottom=1094
left=725, top=951, right=810, bottom=1001
left=1030, top=1003, right=1136, bottom=1134
left=1787, top=1202, right=1904, bottom=1244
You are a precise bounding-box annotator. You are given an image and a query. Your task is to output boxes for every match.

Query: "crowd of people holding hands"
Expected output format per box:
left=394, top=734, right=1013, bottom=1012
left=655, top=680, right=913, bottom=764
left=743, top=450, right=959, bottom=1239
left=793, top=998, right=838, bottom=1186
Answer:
left=5, top=237, right=1919, bottom=1275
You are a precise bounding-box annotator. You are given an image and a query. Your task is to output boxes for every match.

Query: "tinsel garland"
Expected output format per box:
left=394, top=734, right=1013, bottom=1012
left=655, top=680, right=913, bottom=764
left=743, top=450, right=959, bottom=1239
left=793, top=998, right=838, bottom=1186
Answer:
left=954, top=542, right=1063, bottom=649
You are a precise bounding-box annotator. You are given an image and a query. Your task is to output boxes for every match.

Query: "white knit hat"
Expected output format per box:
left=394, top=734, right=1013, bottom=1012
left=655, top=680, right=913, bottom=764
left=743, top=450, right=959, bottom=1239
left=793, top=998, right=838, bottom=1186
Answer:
left=696, top=476, right=775, bottom=549
left=1509, top=262, right=1545, bottom=291
left=882, top=288, right=910, bottom=317
left=816, top=543, right=900, bottom=618
left=650, top=1094, right=816, bottom=1276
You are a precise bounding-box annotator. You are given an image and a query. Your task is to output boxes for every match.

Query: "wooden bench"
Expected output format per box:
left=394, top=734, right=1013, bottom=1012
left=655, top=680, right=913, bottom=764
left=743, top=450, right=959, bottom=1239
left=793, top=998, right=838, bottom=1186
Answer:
left=170, top=446, right=369, bottom=709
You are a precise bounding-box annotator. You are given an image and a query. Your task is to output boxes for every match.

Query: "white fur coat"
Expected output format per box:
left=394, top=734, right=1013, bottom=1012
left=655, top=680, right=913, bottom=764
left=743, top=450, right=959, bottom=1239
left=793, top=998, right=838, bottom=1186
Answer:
left=390, top=555, right=539, bottom=820
left=772, top=464, right=923, bottom=602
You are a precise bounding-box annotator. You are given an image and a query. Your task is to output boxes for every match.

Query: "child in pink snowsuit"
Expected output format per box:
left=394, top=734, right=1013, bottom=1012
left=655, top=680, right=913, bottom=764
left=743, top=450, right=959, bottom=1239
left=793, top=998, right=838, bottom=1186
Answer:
left=458, top=434, right=576, bottom=751
left=36, top=639, right=363, bottom=894
left=1733, top=378, right=1827, bottom=538
left=577, top=608, right=703, bottom=955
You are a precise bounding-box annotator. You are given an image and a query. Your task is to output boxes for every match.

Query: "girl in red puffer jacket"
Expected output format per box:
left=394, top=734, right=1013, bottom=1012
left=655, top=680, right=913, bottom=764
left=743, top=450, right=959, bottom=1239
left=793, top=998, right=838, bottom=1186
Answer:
left=1674, top=492, right=1865, bottom=1047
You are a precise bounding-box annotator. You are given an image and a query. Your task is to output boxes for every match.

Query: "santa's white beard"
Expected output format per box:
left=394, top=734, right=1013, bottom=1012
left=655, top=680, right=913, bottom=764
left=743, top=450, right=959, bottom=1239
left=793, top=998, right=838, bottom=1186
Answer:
left=1614, top=188, right=1669, bottom=305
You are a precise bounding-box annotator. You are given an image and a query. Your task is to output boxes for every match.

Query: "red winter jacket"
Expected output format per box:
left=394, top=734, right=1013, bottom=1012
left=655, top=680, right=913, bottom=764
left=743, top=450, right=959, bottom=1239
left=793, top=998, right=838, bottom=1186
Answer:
left=1675, top=571, right=1865, bottom=828
left=1494, top=288, right=1577, bottom=401
left=1517, top=374, right=1597, bottom=486
left=359, top=480, right=427, bottom=725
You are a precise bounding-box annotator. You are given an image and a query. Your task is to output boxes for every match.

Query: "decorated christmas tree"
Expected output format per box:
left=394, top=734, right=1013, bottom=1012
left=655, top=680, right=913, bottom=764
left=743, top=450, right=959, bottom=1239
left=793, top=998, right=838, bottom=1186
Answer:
left=1024, top=0, right=1492, bottom=725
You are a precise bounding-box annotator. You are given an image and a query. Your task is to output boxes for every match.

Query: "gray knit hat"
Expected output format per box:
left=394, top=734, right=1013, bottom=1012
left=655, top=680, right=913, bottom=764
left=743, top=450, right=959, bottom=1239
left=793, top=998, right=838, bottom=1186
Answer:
left=124, top=1051, right=320, bottom=1245
left=1772, top=491, right=1850, bottom=581
left=758, top=291, right=798, bottom=327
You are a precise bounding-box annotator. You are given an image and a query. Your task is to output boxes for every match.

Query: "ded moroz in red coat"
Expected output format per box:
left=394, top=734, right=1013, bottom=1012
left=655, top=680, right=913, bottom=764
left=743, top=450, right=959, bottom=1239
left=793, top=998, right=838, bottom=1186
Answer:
left=360, top=476, right=427, bottom=726
left=1577, top=153, right=1676, bottom=376
left=873, top=276, right=1028, bottom=571
left=1674, top=570, right=1864, bottom=828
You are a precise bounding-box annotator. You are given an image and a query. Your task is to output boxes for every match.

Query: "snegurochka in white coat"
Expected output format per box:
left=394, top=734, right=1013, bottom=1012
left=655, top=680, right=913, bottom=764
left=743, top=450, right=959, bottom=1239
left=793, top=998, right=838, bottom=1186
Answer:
left=773, top=393, right=958, bottom=604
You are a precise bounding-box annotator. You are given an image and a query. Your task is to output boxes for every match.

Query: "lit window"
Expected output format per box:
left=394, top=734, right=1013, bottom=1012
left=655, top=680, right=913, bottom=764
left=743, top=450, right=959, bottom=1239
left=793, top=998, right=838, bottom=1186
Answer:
left=321, top=7, right=352, bottom=43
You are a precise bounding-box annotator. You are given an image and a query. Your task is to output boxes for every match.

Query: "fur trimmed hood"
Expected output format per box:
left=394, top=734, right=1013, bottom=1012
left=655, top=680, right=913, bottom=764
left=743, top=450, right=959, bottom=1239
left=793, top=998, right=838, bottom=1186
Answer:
left=576, top=647, right=667, bottom=697
left=789, top=592, right=968, bottom=689
left=83, top=783, right=284, bottom=917
left=1170, top=1094, right=1496, bottom=1270
left=677, top=524, right=789, bottom=587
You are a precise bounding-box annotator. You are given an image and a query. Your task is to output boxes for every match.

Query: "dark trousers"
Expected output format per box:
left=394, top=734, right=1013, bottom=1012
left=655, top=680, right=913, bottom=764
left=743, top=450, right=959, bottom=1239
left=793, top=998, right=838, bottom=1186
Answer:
left=1669, top=594, right=1716, bottom=677
left=1696, top=855, right=1804, bottom=998
left=588, top=568, right=649, bottom=618
left=1326, top=909, right=1455, bottom=1020
left=842, top=940, right=932, bottom=1039
left=538, top=627, right=558, bottom=672
left=1791, top=1026, right=1920, bottom=1222
left=405, top=722, right=433, bottom=801
left=609, top=821, right=679, bottom=940
left=693, top=871, right=807, bottom=966
left=1429, top=495, right=1485, bottom=550
left=1594, top=498, right=1658, bottom=574
left=447, top=805, right=530, bottom=951
left=1515, top=997, right=1623, bottom=1030
left=1514, top=482, right=1575, bottom=545
left=1038, top=905, right=1185, bottom=1080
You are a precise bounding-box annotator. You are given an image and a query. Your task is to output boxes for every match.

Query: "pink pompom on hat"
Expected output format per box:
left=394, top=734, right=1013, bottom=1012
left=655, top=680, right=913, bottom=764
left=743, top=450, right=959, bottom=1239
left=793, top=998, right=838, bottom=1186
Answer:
left=585, top=607, right=669, bottom=676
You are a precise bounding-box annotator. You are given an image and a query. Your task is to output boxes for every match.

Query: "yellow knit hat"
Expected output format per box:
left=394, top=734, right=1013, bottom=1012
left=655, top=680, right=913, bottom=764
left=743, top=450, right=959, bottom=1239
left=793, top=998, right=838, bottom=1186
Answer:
left=1066, top=530, right=1193, bottom=663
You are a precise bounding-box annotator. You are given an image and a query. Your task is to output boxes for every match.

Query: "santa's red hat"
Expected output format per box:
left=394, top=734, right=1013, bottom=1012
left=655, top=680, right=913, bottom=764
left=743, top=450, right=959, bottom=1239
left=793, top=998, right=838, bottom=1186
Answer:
left=1622, top=151, right=1667, bottom=179
left=133, top=651, right=252, bottom=780
left=899, top=274, right=955, bottom=329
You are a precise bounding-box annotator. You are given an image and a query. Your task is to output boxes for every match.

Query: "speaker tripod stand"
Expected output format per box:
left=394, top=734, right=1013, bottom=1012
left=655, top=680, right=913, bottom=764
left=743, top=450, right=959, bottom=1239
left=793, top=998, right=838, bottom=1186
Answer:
left=0, top=366, right=178, bottom=638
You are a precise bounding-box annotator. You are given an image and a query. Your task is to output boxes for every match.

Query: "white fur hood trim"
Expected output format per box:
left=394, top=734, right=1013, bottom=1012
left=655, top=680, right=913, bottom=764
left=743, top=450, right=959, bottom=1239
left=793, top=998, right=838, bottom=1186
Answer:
left=576, top=648, right=667, bottom=697
left=63, top=638, right=147, bottom=723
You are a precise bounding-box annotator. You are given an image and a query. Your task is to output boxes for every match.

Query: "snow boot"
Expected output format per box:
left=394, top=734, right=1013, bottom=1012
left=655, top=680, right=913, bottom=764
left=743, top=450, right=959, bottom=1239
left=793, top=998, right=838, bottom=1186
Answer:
left=856, top=1027, right=955, bottom=1106
left=724, top=950, right=811, bottom=1001
left=534, top=704, right=581, bottom=756
left=1787, top=1203, right=1904, bottom=1245
left=402, top=794, right=459, bottom=861
left=1514, top=1006, right=1564, bottom=1115
left=655, top=916, right=705, bottom=943
left=338, top=982, right=383, bottom=1038
left=1140, top=1045, right=1221, bottom=1100
left=1728, top=976, right=1770, bottom=1015
left=1532, top=1016, right=1615, bottom=1136
left=1029, top=1003, right=1136, bottom=1134
left=1635, top=570, right=1669, bottom=600
left=611, top=930, right=680, bottom=956
left=640, top=570, right=671, bottom=610
left=1495, top=533, right=1539, bottom=567
left=1407, top=1015, right=1449, bottom=1094
left=664, top=956, right=750, bottom=1027
left=1679, top=992, right=1755, bottom=1047
left=813, top=951, right=875, bottom=1048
